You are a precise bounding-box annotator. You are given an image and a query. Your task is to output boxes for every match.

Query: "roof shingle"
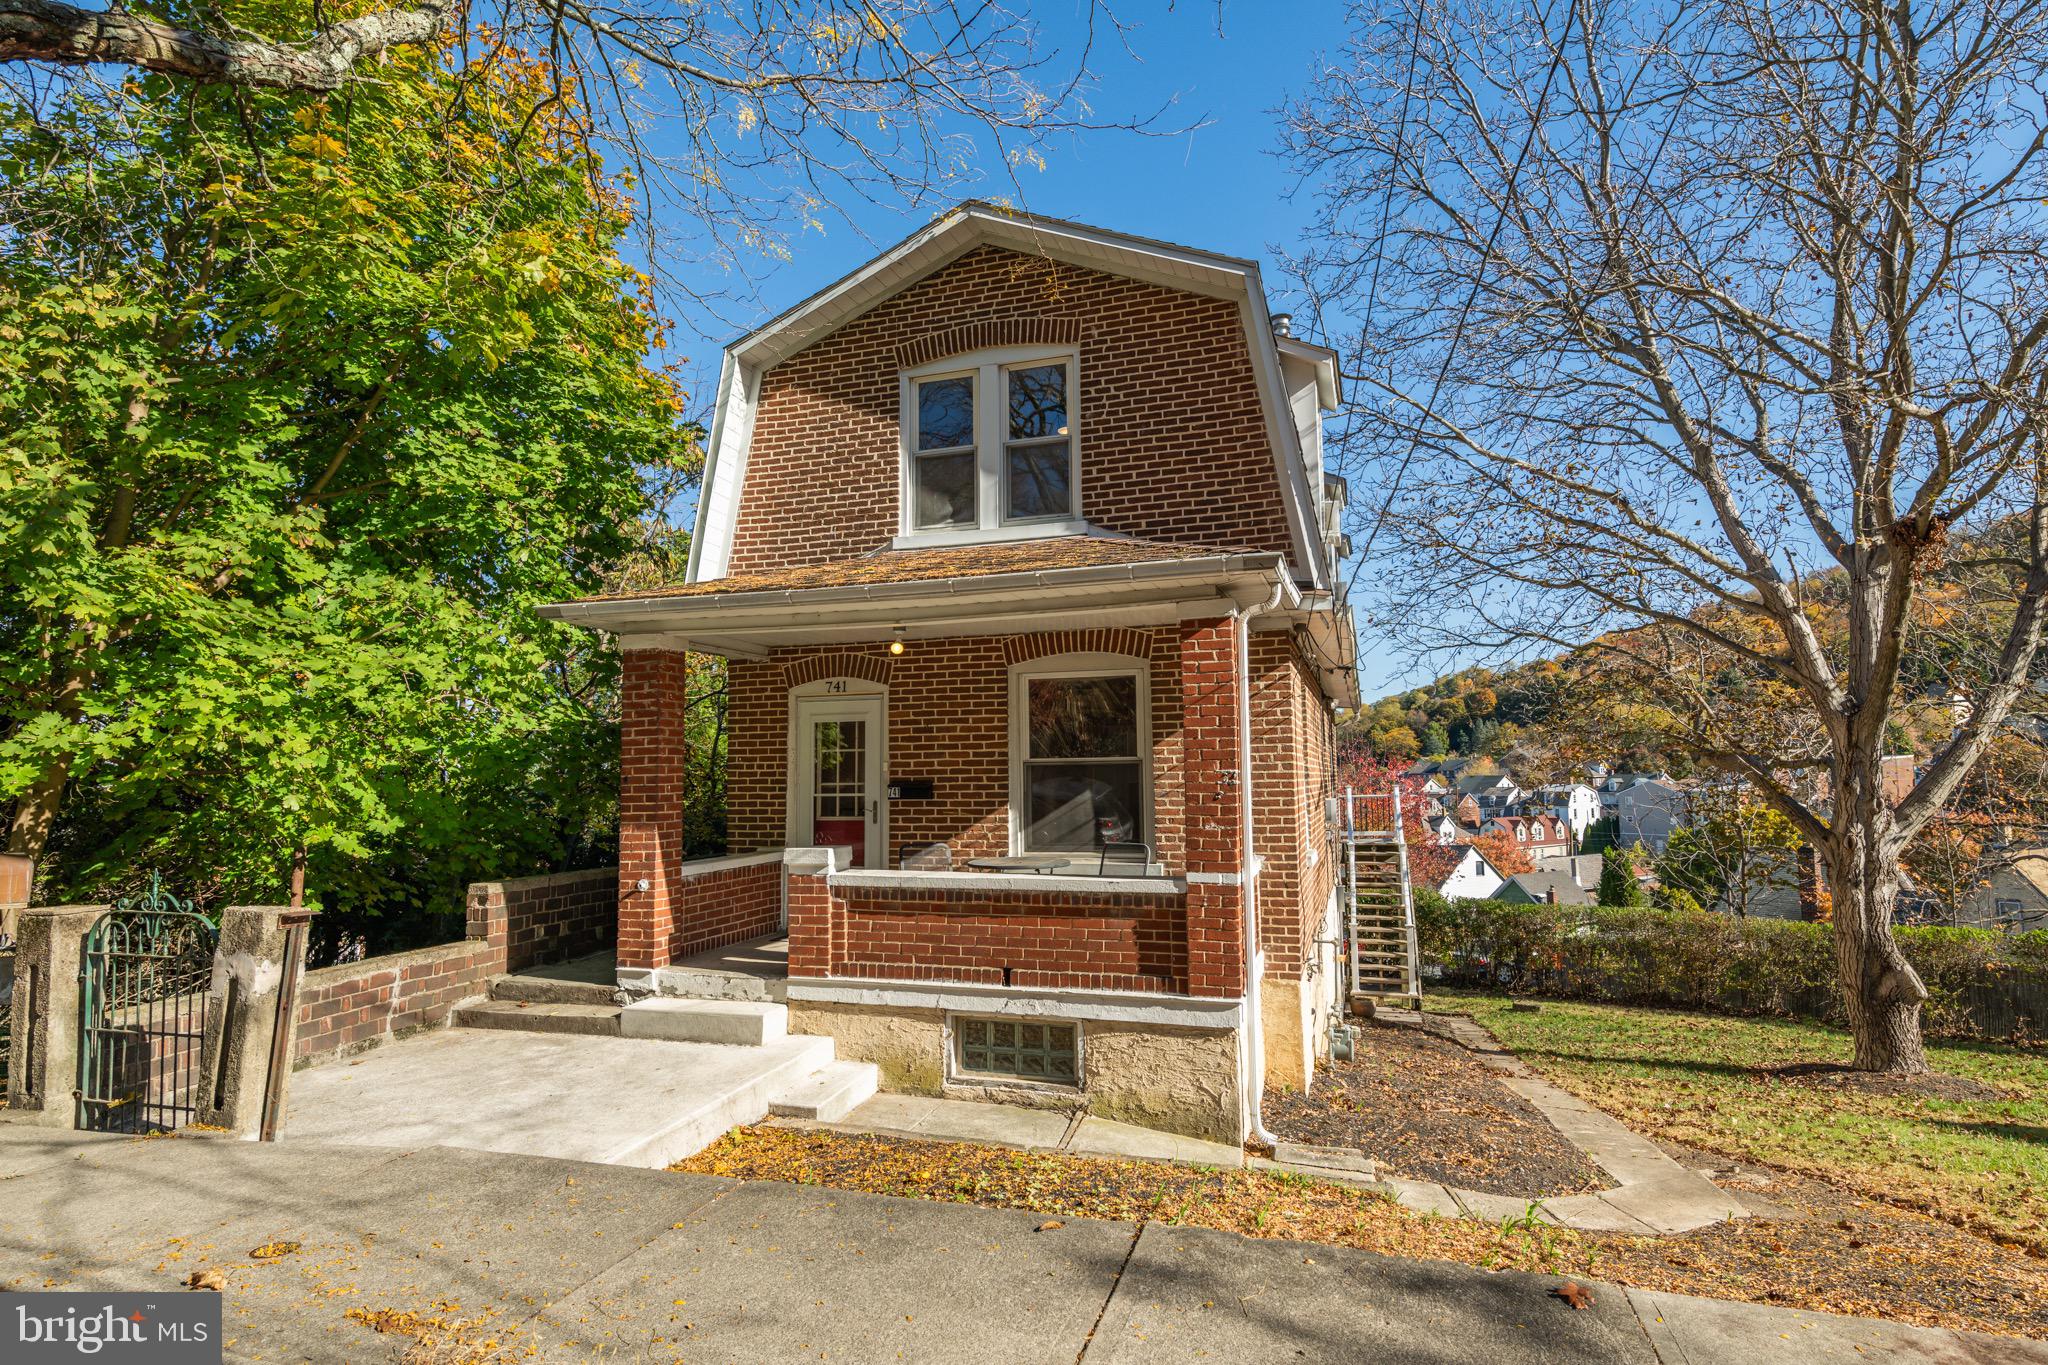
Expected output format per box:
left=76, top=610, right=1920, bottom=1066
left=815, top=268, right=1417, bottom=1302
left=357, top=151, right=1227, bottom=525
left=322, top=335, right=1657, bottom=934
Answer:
left=576, top=535, right=1271, bottom=604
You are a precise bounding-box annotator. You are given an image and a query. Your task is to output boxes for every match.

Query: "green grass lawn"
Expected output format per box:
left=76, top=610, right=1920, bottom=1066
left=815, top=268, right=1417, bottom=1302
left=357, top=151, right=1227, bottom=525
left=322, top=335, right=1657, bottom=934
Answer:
left=1430, top=992, right=2048, bottom=1252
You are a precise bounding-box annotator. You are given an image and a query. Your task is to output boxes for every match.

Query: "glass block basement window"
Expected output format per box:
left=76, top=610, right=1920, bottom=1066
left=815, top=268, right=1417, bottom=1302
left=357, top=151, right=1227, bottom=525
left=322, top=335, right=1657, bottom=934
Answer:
left=953, top=1017, right=1079, bottom=1086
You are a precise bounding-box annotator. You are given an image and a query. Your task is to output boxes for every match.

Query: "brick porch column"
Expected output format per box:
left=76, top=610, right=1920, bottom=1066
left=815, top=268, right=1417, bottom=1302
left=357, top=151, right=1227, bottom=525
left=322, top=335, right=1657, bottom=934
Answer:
left=618, top=641, right=689, bottom=974
left=1179, top=616, right=1248, bottom=998
left=783, top=848, right=840, bottom=979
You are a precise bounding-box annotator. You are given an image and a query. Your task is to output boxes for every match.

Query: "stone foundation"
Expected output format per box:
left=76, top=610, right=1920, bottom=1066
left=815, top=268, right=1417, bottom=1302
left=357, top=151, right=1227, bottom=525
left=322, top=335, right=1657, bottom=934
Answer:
left=787, top=996, right=1244, bottom=1144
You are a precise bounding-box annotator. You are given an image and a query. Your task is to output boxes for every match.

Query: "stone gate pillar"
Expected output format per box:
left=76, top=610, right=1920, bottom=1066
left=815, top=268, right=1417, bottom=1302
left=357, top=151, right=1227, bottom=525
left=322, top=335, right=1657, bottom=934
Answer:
left=197, top=906, right=313, bottom=1138
left=5, top=905, right=104, bottom=1124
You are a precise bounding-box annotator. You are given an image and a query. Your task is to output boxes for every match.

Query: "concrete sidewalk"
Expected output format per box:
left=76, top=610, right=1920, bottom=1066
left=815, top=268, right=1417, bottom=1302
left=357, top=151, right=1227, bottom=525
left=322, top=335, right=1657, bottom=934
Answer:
left=0, top=1123, right=2037, bottom=1364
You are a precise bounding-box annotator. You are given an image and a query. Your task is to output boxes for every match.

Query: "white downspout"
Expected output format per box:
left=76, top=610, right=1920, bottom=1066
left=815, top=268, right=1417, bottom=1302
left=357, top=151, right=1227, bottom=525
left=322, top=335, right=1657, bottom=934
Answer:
left=1238, top=580, right=1286, bottom=1149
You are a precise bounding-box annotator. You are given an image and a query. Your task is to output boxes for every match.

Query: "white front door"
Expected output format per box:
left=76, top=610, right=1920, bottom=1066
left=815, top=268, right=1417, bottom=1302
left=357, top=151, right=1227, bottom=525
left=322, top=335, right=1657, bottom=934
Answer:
left=791, top=695, right=885, bottom=867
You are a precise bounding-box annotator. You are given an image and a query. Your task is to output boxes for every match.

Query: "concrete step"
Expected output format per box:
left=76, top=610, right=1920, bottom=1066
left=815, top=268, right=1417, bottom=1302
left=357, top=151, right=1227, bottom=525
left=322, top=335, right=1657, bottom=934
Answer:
left=768, top=1059, right=880, bottom=1122
left=487, top=973, right=618, bottom=1007
left=622, top=998, right=788, bottom=1046
left=603, top=1034, right=838, bottom=1167
left=659, top=964, right=787, bottom=1004
left=455, top=1000, right=622, bottom=1037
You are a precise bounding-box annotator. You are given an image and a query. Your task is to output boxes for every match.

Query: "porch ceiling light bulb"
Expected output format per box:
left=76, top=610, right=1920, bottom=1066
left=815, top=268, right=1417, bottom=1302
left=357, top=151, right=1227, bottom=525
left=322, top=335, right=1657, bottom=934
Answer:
left=889, top=631, right=907, bottom=656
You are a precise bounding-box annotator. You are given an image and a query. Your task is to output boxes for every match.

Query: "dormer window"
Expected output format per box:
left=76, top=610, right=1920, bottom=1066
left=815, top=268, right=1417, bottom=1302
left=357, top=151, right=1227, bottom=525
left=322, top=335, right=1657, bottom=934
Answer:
left=902, top=348, right=1081, bottom=544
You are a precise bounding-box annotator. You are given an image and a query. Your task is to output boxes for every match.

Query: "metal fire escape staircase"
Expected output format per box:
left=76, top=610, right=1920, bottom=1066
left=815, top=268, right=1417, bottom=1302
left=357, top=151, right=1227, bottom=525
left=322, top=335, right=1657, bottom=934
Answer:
left=1342, top=789, right=1422, bottom=1011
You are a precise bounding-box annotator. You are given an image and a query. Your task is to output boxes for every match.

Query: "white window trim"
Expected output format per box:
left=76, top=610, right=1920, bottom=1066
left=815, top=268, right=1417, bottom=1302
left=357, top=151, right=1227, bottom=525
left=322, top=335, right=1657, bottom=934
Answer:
left=945, top=1011, right=1084, bottom=1093
left=1006, top=652, right=1153, bottom=857
left=900, top=345, right=1081, bottom=544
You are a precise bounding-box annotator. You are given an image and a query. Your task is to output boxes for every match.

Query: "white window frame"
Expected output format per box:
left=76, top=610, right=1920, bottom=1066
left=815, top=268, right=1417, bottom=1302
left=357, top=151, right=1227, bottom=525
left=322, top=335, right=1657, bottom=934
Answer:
left=1006, top=652, right=1152, bottom=857
left=899, top=346, right=1084, bottom=547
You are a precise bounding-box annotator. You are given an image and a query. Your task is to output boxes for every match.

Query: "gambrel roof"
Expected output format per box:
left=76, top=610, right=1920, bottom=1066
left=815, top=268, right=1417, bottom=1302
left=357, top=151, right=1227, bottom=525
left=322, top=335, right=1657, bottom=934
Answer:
left=685, top=202, right=1337, bottom=593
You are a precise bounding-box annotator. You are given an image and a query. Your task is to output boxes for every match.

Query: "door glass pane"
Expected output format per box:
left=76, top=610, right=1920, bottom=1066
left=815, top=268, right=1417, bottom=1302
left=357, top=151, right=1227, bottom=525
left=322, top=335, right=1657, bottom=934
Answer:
left=812, top=719, right=867, bottom=820
left=917, top=376, right=974, bottom=450
left=915, top=451, right=976, bottom=528
left=1025, top=760, right=1142, bottom=850
left=1027, top=676, right=1137, bottom=759
left=1007, top=441, right=1071, bottom=519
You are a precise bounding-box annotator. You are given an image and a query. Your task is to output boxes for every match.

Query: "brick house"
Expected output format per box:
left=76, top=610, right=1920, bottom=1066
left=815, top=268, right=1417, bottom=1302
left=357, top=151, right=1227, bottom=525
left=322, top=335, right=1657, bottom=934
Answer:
left=542, top=205, right=1358, bottom=1143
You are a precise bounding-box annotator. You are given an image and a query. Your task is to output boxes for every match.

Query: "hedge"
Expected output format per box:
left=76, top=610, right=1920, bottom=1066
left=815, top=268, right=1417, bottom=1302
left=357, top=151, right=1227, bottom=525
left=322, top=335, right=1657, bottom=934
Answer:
left=1413, top=889, right=2048, bottom=1042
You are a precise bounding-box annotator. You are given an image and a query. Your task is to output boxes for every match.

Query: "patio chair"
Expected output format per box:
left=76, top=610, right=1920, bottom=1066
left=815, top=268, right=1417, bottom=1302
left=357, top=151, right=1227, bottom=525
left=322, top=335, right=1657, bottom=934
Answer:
left=1096, top=842, right=1153, bottom=876
left=897, top=842, right=953, bottom=871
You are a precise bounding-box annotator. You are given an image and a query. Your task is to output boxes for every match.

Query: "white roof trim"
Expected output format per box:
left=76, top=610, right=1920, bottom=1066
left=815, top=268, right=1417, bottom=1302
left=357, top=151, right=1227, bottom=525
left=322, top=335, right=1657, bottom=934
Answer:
left=1276, top=335, right=1342, bottom=409
left=686, top=203, right=1328, bottom=592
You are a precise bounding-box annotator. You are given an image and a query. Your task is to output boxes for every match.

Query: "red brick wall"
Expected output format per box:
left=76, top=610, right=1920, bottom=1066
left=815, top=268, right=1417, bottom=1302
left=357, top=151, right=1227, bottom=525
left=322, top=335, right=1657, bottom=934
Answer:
left=833, top=883, right=1188, bottom=993
left=728, top=244, right=1293, bottom=573
left=469, top=869, right=617, bottom=974
left=619, top=647, right=690, bottom=971
left=728, top=631, right=1185, bottom=870
left=294, top=866, right=616, bottom=1066
left=665, top=854, right=783, bottom=962
left=295, top=939, right=499, bottom=1066
left=1247, top=632, right=1335, bottom=976
left=1179, top=617, right=1248, bottom=998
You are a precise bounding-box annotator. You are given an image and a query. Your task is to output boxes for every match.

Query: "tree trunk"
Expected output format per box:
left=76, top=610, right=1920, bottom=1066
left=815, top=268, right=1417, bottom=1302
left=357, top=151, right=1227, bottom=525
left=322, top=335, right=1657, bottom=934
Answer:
left=4, top=757, right=68, bottom=860
left=1823, top=831, right=1930, bottom=1075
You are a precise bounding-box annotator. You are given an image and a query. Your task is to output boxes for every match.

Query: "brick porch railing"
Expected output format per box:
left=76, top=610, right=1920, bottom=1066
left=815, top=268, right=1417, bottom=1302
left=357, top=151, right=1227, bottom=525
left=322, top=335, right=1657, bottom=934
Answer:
left=785, top=857, right=1224, bottom=997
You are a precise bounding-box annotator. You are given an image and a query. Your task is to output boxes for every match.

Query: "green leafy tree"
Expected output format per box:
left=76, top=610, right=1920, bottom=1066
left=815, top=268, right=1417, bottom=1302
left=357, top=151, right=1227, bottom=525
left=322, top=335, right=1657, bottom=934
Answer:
left=1421, top=722, right=1449, bottom=757
left=0, top=49, right=687, bottom=918
left=1657, top=791, right=1805, bottom=918
left=1599, top=848, right=1647, bottom=907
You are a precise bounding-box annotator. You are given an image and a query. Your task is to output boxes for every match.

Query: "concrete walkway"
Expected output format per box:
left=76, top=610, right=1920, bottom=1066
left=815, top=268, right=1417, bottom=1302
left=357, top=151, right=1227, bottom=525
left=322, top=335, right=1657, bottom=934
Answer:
left=0, top=1123, right=2036, bottom=1364
left=284, top=1026, right=838, bottom=1166
left=1381, top=1011, right=1749, bottom=1233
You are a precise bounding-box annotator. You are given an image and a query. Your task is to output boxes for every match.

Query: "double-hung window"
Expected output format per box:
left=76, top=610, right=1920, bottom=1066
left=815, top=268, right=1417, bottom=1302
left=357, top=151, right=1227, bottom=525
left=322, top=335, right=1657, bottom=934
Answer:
left=904, top=349, right=1079, bottom=540
left=1009, top=655, right=1148, bottom=853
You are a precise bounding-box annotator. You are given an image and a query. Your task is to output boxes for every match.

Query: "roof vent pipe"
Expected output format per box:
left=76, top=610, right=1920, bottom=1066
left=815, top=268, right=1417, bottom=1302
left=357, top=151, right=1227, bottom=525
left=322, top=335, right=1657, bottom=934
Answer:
left=1270, top=312, right=1293, bottom=337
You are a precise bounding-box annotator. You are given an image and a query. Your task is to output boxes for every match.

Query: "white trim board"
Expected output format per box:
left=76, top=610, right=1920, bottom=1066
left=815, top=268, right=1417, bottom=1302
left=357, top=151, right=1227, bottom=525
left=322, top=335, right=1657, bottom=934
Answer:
left=786, top=977, right=1245, bottom=1030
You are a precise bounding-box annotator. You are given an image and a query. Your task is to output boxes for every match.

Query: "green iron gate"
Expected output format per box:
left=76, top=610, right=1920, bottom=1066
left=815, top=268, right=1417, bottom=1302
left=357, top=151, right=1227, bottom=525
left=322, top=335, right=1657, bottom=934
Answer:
left=77, top=879, right=216, bottom=1134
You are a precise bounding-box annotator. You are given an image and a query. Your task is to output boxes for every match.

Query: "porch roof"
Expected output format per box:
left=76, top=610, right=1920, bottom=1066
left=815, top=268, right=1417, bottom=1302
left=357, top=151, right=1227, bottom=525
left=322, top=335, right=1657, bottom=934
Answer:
left=538, top=537, right=1294, bottom=653
left=569, top=534, right=1266, bottom=604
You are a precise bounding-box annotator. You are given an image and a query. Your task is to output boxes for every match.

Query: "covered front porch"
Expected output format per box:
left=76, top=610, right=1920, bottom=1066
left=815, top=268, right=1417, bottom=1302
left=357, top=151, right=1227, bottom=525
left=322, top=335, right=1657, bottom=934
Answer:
left=537, top=536, right=1356, bottom=1141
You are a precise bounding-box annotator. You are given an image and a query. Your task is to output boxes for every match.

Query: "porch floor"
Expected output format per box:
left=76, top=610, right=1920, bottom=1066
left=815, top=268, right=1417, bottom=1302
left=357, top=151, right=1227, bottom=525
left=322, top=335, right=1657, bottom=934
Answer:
left=517, top=950, right=616, bottom=987
left=665, top=935, right=790, bottom=1003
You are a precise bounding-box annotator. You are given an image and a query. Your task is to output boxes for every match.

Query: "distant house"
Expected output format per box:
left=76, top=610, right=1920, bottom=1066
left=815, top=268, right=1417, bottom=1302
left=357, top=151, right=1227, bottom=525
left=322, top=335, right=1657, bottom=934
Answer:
left=1531, top=782, right=1601, bottom=842
left=1595, top=771, right=1671, bottom=817
left=1422, top=809, right=1468, bottom=845
left=1483, top=813, right=1573, bottom=860
left=1617, top=780, right=1689, bottom=853
left=1432, top=844, right=1510, bottom=900
left=1456, top=772, right=1524, bottom=819
left=1898, top=853, right=2048, bottom=933
left=1499, top=853, right=1604, bottom=905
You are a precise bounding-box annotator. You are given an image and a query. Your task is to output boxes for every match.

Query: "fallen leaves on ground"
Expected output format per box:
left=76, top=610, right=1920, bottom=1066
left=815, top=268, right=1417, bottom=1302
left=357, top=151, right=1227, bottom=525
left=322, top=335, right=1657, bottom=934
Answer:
left=678, top=1125, right=2048, bottom=1340
left=1553, top=1281, right=1595, bottom=1309
left=1264, top=1021, right=1608, bottom=1196
left=247, top=1240, right=301, bottom=1260
left=183, top=1268, right=225, bottom=1292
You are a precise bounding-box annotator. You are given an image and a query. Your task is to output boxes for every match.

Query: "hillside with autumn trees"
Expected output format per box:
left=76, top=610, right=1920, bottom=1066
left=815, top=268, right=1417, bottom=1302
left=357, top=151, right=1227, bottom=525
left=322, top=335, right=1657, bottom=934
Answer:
left=1348, top=519, right=2044, bottom=783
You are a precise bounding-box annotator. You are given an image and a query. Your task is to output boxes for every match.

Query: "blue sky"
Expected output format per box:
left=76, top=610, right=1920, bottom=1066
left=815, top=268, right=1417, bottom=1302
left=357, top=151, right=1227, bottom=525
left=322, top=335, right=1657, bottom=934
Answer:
left=655, top=2, right=1431, bottom=696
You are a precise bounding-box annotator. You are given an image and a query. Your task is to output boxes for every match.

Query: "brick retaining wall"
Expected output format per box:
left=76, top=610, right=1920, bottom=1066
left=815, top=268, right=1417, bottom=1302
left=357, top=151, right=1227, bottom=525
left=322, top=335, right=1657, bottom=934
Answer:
left=294, top=866, right=616, bottom=1067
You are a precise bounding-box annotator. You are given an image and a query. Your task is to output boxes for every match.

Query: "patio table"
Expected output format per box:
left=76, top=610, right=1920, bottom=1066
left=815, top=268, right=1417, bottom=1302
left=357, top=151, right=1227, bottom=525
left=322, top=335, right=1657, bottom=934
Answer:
left=964, top=854, right=1075, bottom=874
